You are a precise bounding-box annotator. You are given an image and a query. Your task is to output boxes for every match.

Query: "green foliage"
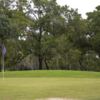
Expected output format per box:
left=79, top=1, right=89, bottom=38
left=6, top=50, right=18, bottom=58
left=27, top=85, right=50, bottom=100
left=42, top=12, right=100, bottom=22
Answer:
left=0, top=0, right=100, bottom=71
left=87, top=6, right=100, bottom=55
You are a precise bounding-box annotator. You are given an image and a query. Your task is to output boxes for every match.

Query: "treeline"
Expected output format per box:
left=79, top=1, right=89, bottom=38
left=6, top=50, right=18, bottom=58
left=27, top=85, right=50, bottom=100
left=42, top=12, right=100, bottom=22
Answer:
left=0, top=0, right=100, bottom=71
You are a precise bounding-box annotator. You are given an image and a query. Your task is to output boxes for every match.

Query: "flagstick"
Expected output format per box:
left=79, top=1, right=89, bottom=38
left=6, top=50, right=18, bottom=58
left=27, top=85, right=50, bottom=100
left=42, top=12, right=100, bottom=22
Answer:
left=2, top=53, right=4, bottom=80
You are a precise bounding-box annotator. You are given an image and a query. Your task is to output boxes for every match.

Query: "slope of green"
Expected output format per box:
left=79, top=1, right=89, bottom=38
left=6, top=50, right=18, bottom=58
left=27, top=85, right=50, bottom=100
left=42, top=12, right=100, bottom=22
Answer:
left=0, top=70, right=100, bottom=78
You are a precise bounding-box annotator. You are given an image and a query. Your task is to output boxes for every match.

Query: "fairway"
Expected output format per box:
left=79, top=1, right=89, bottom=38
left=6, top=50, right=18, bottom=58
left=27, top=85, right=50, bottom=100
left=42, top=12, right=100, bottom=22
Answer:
left=0, top=70, right=100, bottom=100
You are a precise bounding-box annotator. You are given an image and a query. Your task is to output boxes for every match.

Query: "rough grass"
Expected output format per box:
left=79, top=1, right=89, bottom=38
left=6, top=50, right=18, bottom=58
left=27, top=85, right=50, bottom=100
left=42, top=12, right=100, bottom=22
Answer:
left=0, top=70, right=100, bottom=100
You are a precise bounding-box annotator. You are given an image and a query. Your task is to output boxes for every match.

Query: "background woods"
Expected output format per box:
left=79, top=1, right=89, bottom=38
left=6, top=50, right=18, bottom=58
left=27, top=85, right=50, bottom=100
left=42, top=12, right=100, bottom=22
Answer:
left=0, top=0, right=100, bottom=71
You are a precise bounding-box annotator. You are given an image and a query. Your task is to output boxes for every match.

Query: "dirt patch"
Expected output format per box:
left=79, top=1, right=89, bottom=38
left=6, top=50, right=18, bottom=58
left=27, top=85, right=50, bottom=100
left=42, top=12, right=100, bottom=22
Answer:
left=35, top=98, right=78, bottom=100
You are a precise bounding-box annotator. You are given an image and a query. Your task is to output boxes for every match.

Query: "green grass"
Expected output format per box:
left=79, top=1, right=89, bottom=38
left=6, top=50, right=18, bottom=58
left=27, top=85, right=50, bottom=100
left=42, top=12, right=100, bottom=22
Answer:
left=0, top=70, right=100, bottom=100
left=0, top=70, right=100, bottom=78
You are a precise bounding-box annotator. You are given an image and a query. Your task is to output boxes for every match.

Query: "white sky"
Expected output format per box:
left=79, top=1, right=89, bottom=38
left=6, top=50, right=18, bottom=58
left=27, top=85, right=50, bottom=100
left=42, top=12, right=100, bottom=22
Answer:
left=57, top=0, right=100, bottom=18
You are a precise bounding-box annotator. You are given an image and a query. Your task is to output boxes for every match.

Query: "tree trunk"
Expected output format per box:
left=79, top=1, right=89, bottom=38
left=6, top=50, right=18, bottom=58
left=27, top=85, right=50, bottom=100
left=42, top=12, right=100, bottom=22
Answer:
left=38, top=55, right=43, bottom=70
left=79, top=53, right=85, bottom=71
left=44, top=58, right=49, bottom=70
left=38, top=26, right=43, bottom=70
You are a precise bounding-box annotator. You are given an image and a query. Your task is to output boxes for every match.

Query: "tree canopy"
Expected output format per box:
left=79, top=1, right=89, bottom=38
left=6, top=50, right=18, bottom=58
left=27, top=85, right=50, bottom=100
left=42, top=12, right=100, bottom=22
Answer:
left=0, top=0, right=100, bottom=71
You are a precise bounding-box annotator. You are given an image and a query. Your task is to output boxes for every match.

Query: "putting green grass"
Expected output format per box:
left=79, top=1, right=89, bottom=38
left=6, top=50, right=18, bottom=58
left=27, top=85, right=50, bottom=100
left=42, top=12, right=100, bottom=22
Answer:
left=0, top=70, right=100, bottom=78
left=0, top=70, right=100, bottom=100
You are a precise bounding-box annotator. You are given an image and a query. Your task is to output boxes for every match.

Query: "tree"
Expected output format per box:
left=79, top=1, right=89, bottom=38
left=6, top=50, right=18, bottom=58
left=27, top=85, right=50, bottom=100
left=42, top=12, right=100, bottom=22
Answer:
left=87, top=6, right=100, bottom=56
left=58, top=5, right=89, bottom=70
left=17, top=0, right=65, bottom=69
left=0, top=0, right=31, bottom=70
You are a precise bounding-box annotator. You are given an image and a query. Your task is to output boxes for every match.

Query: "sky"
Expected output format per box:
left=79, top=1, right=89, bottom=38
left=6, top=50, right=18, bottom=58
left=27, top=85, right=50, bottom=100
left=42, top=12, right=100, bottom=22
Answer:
left=57, top=0, right=100, bottom=18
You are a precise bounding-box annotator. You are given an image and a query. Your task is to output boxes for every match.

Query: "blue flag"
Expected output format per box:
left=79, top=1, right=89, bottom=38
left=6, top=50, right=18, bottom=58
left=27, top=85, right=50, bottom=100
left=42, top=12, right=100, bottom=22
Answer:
left=2, top=45, right=6, bottom=56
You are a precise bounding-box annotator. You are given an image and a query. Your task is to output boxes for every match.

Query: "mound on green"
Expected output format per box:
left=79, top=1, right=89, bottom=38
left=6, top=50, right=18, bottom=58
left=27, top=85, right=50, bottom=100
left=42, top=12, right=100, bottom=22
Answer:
left=0, top=70, right=100, bottom=78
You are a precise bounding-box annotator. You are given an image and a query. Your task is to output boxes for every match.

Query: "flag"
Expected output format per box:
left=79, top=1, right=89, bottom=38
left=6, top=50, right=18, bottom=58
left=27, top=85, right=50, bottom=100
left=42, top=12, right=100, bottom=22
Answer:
left=2, top=44, right=6, bottom=56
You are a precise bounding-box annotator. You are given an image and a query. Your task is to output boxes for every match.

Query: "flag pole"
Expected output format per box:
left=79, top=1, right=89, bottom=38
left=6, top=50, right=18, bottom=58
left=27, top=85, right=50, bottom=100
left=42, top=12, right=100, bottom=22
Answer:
left=2, top=53, right=4, bottom=80
left=1, top=44, right=6, bottom=80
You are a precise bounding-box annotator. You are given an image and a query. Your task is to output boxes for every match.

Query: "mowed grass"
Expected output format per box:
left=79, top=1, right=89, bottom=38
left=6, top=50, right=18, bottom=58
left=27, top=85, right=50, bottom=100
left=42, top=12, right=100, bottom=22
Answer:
left=0, top=70, right=100, bottom=100
left=0, top=70, right=100, bottom=78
